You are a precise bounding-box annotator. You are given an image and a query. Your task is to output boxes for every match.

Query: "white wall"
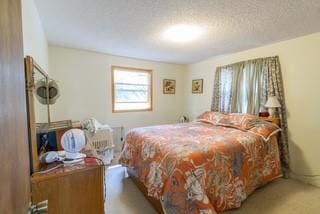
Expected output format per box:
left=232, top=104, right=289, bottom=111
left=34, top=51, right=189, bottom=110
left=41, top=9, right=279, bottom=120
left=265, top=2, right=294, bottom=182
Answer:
left=21, top=0, right=48, bottom=70
left=21, top=0, right=49, bottom=123
left=185, top=32, right=320, bottom=186
left=49, top=46, right=187, bottom=131
left=21, top=0, right=49, bottom=72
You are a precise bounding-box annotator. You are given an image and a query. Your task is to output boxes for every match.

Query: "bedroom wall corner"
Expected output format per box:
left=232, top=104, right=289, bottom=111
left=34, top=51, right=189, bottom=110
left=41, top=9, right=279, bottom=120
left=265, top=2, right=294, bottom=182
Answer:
left=21, top=0, right=49, bottom=71
left=290, top=173, right=320, bottom=187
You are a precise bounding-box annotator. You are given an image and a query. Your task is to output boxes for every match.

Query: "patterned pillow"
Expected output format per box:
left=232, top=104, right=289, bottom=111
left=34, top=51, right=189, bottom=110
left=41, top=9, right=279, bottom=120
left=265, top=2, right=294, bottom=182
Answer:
left=197, top=111, right=281, bottom=141
left=240, top=116, right=281, bottom=141
left=197, top=111, right=245, bottom=129
left=197, top=111, right=226, bottom=124
left=217, top=113, right=248, bottom=129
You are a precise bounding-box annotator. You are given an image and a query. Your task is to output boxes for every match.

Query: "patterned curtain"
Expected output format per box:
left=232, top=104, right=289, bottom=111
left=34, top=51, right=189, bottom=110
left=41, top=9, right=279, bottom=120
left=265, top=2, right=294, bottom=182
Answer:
left=211, top=56, right=289, bottom=176
left=212, top=67, right=221, bottom=111
left=264, top=57, right=289, bottom=176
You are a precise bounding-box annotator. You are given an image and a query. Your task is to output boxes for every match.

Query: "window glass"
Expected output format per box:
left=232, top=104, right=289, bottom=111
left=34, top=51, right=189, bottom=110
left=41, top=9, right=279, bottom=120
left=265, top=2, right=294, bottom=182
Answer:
left=112, top=67, right=152, bottom=112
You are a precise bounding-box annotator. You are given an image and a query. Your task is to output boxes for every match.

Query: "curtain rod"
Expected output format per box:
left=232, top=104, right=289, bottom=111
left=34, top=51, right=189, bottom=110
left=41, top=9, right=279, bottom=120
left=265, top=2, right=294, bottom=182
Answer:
left=216, top=55, right=279, bottom=69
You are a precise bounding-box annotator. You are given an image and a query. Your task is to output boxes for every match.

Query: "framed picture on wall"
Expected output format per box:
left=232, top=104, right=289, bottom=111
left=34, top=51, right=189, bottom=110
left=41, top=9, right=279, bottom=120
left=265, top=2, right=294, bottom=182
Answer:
left=192, top=79, right=203, bottom=93
left=163, top=79, right=176, bottom=94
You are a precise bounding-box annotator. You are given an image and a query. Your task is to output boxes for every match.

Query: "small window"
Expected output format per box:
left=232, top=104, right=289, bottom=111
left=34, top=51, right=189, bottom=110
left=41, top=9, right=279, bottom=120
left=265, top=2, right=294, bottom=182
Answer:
left=112, top=66, right=153, bottom=112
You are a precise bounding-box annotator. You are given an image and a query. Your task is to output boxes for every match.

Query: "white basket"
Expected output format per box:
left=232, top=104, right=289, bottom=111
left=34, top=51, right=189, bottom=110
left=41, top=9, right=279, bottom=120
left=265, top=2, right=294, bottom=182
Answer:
left=97, top=149, right=114, bottom=165
left=85, top=128, right=115, bottom=165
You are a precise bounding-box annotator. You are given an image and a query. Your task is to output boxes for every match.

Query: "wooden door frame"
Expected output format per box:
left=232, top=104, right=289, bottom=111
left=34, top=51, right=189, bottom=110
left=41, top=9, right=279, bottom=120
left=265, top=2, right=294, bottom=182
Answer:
left=0, top=0, right=31, bottom=212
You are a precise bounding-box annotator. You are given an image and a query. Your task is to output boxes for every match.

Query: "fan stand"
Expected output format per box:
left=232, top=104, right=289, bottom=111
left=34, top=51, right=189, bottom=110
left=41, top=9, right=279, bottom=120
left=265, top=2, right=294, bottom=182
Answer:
left=63, top=152, right=86, bottom=164
left=65, top=152, right=86, bottom=159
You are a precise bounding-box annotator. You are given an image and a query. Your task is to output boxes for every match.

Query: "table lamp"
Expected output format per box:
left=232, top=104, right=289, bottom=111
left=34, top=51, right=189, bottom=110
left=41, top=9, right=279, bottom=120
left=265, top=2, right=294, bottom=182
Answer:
left=265, top=96, right=281, bottom=118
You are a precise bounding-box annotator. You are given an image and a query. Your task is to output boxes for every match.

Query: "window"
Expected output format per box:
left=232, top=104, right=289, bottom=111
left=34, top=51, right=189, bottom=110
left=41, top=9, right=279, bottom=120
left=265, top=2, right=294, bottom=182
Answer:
left=112, top=66, right=153, bottom=112
left=214, top=61, right=267, bottom=114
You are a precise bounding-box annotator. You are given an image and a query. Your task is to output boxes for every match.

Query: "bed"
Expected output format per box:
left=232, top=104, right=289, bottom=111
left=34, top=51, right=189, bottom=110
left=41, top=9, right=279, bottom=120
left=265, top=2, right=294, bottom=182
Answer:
left=119, top=112, right=282, bottom=214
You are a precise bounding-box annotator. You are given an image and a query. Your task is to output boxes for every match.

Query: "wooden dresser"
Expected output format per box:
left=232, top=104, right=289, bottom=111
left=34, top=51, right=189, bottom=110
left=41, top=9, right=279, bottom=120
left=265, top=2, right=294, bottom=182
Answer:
left=31, top=157, right=104, bottom=214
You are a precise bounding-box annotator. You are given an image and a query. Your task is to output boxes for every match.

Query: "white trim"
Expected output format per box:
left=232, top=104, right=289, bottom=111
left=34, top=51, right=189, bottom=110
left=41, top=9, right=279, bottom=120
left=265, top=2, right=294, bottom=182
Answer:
left=248, top=128, right=281, bottom=142
left=290, top=173, right=320, bottom=187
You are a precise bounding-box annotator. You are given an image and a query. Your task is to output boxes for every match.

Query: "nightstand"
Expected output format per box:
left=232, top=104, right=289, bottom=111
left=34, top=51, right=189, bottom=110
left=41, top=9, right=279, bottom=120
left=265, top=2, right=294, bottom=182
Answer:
left=260, top=117, right=280, bottom=127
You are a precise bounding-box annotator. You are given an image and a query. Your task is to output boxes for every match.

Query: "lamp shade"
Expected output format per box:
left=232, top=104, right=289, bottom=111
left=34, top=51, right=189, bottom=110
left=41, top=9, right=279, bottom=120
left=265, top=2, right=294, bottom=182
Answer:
left=265, top=96, right=281, bottom=108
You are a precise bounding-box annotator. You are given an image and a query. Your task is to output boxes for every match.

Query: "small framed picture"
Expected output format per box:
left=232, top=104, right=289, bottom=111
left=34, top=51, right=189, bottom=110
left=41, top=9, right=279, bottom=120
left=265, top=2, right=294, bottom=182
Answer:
left=192, top=79, right=203, bottom=93
left=163, top=79, right=176, bottom=94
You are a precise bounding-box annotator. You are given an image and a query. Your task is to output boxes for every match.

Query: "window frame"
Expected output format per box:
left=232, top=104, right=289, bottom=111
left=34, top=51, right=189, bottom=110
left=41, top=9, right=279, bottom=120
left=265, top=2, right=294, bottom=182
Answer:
left=111, top=66, right=153, bottom=113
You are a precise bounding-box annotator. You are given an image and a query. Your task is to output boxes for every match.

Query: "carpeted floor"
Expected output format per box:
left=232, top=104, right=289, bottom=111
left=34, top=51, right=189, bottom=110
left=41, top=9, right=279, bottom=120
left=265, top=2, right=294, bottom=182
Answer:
left=105, top=166, right=320, bottom=214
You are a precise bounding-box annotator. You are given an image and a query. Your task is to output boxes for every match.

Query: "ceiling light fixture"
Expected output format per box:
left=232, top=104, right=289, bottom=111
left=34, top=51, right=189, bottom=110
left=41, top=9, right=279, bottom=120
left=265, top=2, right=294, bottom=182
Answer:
left=163, top=24, right=204, bottom=44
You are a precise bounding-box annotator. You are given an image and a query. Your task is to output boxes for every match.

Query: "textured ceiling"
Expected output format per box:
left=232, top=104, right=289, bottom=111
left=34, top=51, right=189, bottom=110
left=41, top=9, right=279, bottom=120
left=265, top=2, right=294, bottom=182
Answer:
left=35, top=0, right=320, bottom=64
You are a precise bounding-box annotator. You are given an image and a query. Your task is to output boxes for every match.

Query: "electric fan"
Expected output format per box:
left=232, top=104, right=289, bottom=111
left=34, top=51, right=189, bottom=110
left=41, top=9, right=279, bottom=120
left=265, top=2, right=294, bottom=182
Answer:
left=61, top=129, right=86, bottom=163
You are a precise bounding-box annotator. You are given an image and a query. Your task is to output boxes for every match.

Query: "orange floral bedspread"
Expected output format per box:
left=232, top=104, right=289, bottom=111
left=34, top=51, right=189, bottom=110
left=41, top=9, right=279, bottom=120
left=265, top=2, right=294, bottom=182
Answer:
left=119, top=121, right=282, bottom=214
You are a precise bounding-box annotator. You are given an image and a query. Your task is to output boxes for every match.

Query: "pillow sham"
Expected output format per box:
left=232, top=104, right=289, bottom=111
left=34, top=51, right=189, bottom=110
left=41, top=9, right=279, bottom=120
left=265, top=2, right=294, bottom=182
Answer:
left=197, top=111, right=227, bottom=125
left=197, top=111, right=281, bottom=141
left=241, top=116, right=281, bottom=141
left=197, top=111, right=246, bottom=129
